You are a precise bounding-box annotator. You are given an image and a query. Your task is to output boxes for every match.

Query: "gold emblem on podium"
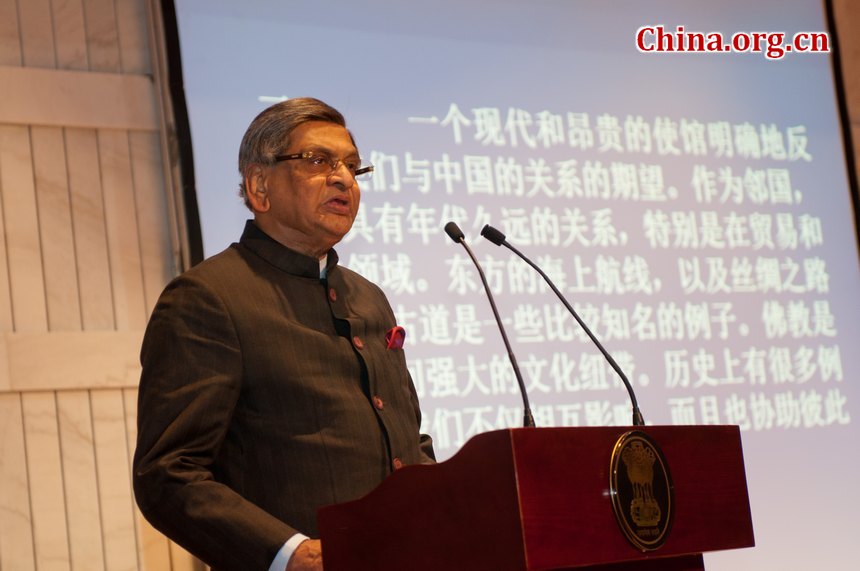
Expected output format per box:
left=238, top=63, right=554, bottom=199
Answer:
left=609, top=431, right=674, bottom=551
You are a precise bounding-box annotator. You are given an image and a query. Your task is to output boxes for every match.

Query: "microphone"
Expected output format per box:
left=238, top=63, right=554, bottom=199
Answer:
left=480, top=224, right=645, bottom=426
left=443, top=221, right=465, bottom=242
left=444, top=222, right=536, bottom=428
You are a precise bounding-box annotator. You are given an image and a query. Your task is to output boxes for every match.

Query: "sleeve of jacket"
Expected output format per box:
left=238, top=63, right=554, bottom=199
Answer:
left=412, top=373, right=437, bottom=465
left=132, top=274, right=296, bottom=570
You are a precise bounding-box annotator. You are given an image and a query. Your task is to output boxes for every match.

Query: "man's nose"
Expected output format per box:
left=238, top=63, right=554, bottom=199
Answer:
left=328, top=161, right=357, bottom=188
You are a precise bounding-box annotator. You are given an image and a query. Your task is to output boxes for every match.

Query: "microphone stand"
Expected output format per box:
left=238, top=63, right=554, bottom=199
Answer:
left=481, top=224, right=644, bottom=426
left=445, top=222, right=536, bottom=428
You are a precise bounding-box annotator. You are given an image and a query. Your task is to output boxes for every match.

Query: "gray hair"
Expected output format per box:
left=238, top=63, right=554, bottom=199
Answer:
left=237, top=97, right=349, bottom=209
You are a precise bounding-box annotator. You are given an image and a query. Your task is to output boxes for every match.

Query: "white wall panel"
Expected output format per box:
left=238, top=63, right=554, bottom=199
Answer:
left=17, top=0, right=55, bottom=68
left=0, top=0, right=195, bottom=567
left=0, top=125, right=49, bottom=333
left=83, top=0, right=121, bottom=73
left=0, top=0, right=23, bottom=66
left=31, top=125, right=82, bottom=331
left=98, top=130, right=148, bottom=330
left=51, top=0, right=90, bottom=71
left=92, top=390, right=138, bottom=571
left=57, top=390, right=106, bottom=571
left=0, top=393, right=35, bottom=571
left=0, top=66, right=159, bottom=130
left=1, top=331, right=141, bottom=392
left=129, top=131, right=172, bottom=313
left=116, top=0, right=152, bottom=74
left=66, top=127, right=116, bottom=330
left=22, top=392, right=71, bottom=571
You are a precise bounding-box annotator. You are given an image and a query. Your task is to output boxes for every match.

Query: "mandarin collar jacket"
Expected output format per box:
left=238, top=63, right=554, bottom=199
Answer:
left=133, top=221, right=434, bottom=570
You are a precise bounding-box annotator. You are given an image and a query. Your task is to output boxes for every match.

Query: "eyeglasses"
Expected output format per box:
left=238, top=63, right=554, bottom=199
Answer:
left=274, top=151, right=374, bottom=180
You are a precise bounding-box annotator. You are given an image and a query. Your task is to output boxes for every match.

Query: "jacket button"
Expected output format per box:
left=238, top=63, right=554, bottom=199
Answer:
left=328, top=287, right=337, bottom=302
left=373, top=395, right=384, bottom=410
left=353, top=336, right=363, bottom=349
left=392, top=457, right=403, bottom=470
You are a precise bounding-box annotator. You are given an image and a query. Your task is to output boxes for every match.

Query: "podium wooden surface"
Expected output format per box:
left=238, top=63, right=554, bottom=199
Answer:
left=318, top=426, right=754, bottom=570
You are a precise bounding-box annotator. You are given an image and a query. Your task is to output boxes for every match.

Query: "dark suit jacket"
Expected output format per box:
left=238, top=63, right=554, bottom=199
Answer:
left=133, top=221, right=434, bottom=570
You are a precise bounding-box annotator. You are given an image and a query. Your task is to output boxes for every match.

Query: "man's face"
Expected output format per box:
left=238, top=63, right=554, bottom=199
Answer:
left=251, top=121, right=361, bottom=257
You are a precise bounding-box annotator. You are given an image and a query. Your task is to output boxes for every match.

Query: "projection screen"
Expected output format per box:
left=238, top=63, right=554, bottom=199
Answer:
left=170, top=1, right=860, bottom=568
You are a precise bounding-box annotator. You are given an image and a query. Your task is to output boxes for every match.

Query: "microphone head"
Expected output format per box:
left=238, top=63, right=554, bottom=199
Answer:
left=480, top=224, right=506, bottom=246
left=444, top=221, right=465, bottom=243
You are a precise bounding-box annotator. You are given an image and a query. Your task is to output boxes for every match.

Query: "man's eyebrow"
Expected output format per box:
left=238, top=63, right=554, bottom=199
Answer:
left=303, top=145, right=360, bottom=158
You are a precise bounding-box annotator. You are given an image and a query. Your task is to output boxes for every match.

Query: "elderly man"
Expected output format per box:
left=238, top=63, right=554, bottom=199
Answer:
left=133, top=98, right=434, bottom=571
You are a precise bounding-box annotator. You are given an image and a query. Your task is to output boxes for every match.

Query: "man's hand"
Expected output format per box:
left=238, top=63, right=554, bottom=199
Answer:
left=286, top=539, right=323, bottom=571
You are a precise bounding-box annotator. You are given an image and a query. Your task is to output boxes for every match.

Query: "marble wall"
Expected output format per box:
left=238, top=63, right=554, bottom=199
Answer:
left=0, top=0, right=195, bottom=569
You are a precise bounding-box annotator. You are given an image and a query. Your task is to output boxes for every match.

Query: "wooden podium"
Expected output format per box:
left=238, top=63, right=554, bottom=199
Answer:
left=318, top=426, right=754, bottom=570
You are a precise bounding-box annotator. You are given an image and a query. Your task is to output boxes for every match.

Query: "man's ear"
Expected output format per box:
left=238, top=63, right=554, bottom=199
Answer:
left=244, top=164, right=270, bottom=213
